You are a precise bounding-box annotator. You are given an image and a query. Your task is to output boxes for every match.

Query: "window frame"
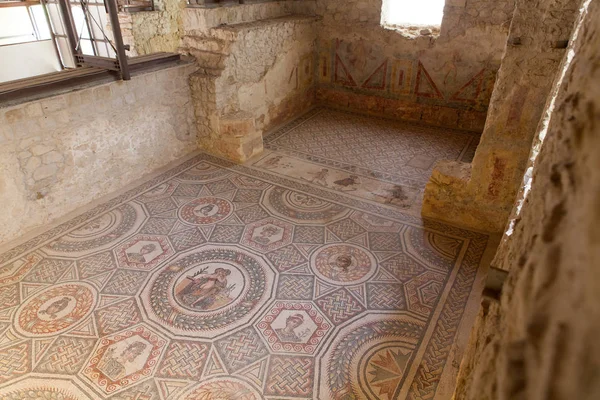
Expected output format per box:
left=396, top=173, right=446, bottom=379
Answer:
left=380, top=0, right=445, bottom=37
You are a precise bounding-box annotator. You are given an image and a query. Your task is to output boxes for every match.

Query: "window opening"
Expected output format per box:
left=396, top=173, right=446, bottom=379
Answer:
left=381, top=0, right=445, bottom=29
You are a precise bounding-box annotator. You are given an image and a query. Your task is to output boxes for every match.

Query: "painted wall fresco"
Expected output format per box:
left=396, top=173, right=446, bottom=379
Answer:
left=319, top=38, right=498, bottom=113
left=314, top=0, right=516, bottom=131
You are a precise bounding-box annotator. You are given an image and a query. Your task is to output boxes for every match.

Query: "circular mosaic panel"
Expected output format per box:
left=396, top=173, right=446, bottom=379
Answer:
left=140, top=182, right=176, bottom=200
left=0, top=389, right=80, bottom=400
left=0, top=379, right=91, bottom=400
left=144, top=247, right=271, bottom=337
left=43, top=203, right=144, bottom=256
left=310, top=244, right=377, bottom=286
left=358, top=343, right=413, bottom=399
left=179, top=378, right=261, bottom=400
left=178, top=197, right=233, bottom=226
left=264, top=187, right=348, bottom=224
left=178, top=162, right=231, bottom=183
left=320, top=317, right=424, bottom=400
left=15, top=282, right=97, bottom=337
left=172, top=261, right=247, bottom=313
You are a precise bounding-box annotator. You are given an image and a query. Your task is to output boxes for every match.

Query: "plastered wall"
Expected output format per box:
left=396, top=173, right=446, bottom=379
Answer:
left=0, top=64, right=197, bottom=245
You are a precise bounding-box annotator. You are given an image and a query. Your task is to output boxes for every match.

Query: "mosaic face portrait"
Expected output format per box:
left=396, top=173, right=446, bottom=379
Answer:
left=270, top=310, right=318, bottom=345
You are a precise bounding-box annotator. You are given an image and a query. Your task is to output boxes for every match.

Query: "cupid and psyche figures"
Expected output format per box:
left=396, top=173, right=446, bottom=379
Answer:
left=176, top=266, right=236, bottom=311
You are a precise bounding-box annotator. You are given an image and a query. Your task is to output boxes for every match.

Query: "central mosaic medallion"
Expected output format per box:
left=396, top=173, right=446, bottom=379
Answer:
left=310, top=243, right=377, bottom=285
left=178, top=197, right=233, bottom=226
left=172, top=261, right=246, bottom=312
left=142, top=246, right=274, bottom=338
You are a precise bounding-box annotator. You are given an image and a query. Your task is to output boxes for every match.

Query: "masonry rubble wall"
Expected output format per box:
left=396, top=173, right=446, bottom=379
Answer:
left=422, top=0, right=580, bottom=232
left=0, top=64, right=197, bottom=244
left=453, top=1, right=600, bottom=398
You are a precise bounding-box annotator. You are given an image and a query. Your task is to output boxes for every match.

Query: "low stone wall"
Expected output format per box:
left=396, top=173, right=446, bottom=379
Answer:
left=183, top=5, right=318, bottom=162
left=183, top=0, right=315, bottom=34
left=0, top=63, right=197, bottom=245
left=119, top=0, right=316, bottom=57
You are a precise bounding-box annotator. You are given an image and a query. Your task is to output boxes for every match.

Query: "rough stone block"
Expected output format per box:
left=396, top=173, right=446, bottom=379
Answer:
left=4, top=108, right=24, bottom=124
left=219, top=114, right=256, bottom=137
left=92, top=85, right=112, bottom=102
left=30, top=144, right=54, bottom=156
left=42, top=151, right=64, bottom=164
left=40, top=96, right=67, bottom=114
left=24, top=103, right=43, bottom=118
left=32, top=163, right=58, bottom=181
left=210, top=129, right=264, bottom=163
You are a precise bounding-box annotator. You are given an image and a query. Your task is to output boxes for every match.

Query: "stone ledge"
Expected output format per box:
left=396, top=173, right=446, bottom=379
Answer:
left=217, top=14, right=319, bottom=31
left=183, top=0, right=316, bottom=33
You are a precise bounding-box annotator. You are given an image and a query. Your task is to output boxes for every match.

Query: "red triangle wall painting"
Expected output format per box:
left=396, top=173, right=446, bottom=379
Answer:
left=415, top=61, right=444, bottom=99
left=451, top=69, right=485, bottom=103
left=334, top=53, right=357, bottom=87
left=362, top=60, right=388, bottom=91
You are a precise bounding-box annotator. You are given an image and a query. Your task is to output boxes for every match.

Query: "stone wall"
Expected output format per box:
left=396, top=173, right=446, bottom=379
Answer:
left=314, top=0, right=515, bottom=132
left=118, top=0, right=517, bottom=163
left=182, top=1, right=318, bottom=162
left=0, top=63, right=197, bottom=245
left=119, top=0, right=186, bottom=56
left=422, top=0, right=580, bottom=232
left=454, top=0, right=600, bottom=398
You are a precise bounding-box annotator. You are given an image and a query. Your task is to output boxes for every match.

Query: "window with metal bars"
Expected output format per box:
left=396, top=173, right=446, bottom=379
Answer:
left=117, top=0, right=153, bottom=12
left=0, top=1, right=52, bottom=45
left=0, top=0, right=184, bottom=102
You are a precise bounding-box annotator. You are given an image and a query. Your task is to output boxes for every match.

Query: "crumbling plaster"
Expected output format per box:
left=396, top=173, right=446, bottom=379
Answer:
left=0, top=64, right=197, bottom=245
left=453, top=0, right=600, bottom=398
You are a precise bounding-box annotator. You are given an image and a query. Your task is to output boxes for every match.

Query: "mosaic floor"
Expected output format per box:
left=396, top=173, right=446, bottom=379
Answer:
left=0, top=108, right=488, bottom=400
left=256, top=108, right=480, bottom=216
